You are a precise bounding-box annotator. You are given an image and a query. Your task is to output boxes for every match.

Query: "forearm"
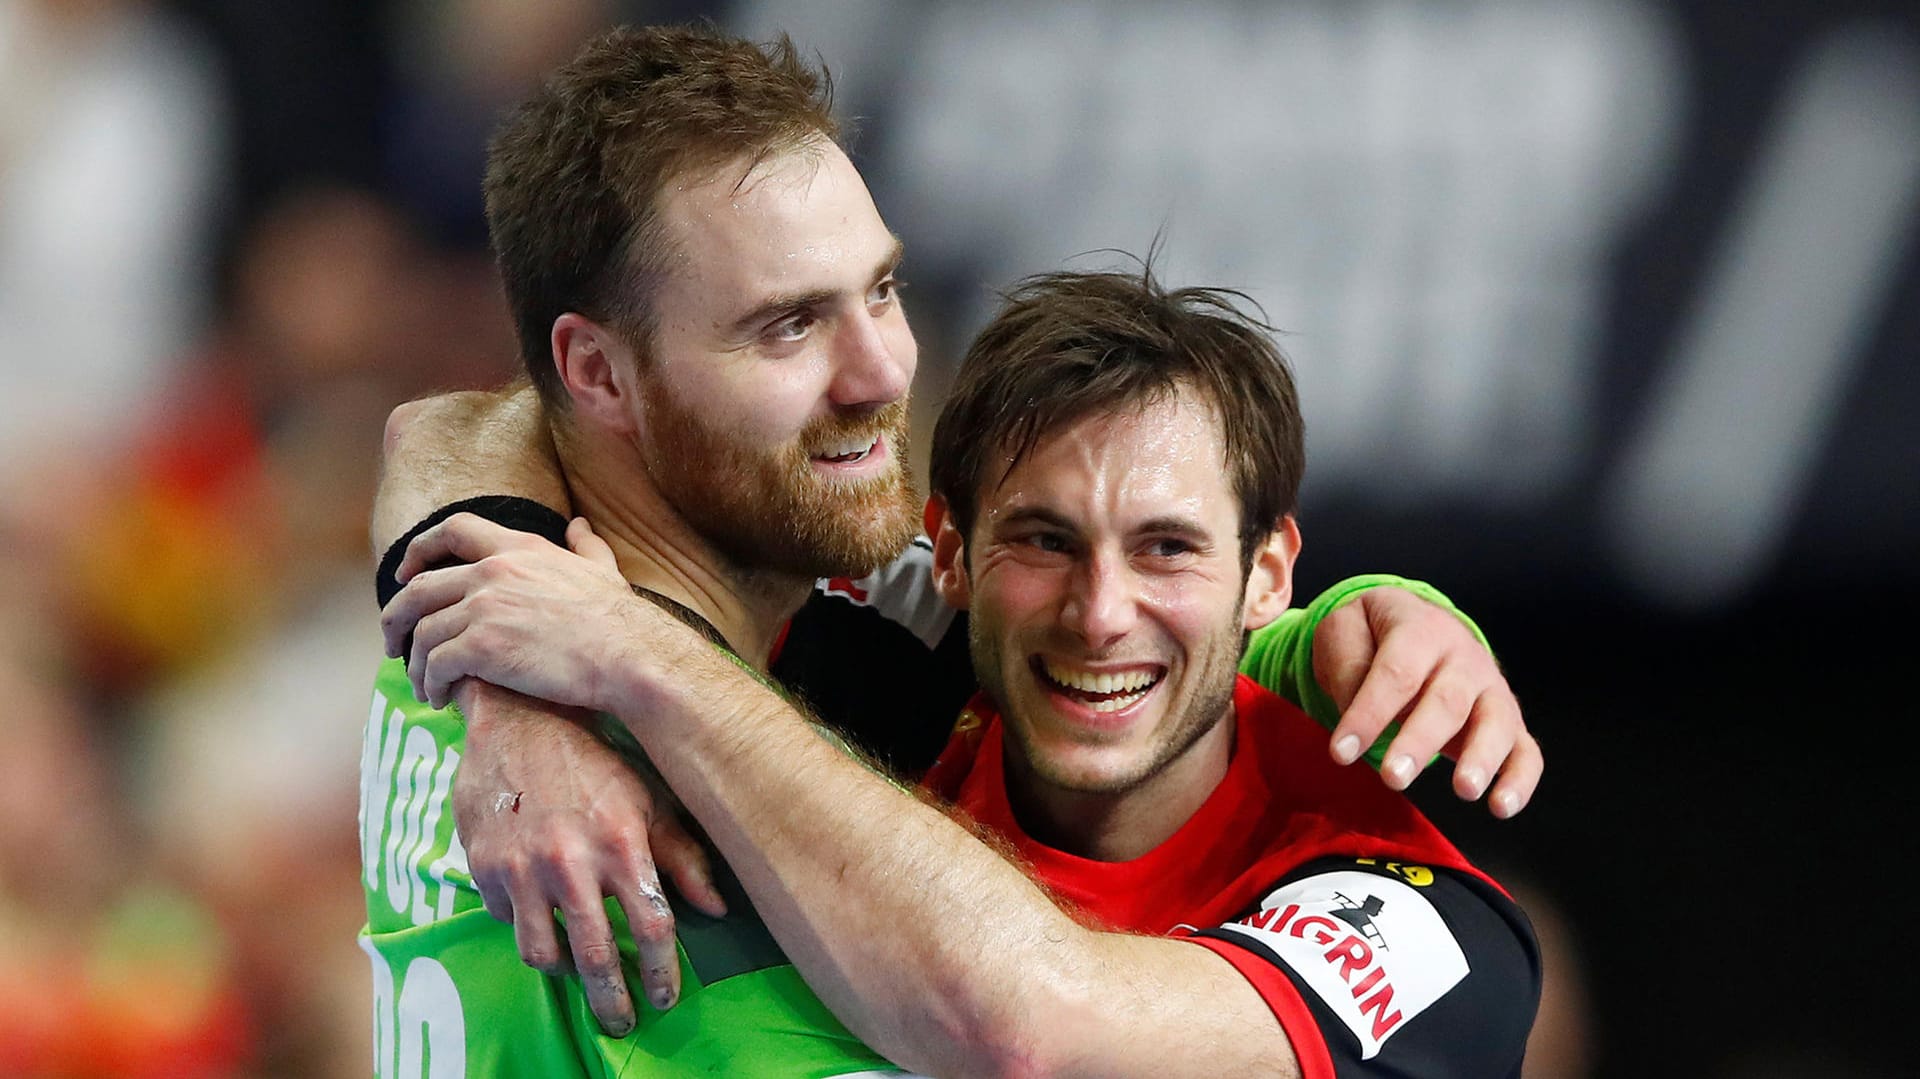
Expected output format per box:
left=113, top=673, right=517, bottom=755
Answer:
left=602, top=637, right=1057, bottom=1072
left=371, top=383, right=569, bottom=558
left=600, top=632, right=1294, bottom=1077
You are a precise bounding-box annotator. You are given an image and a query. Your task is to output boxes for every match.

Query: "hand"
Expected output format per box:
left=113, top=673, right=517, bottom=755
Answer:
left=381, top=514, right=656, bottom=710
left=452, top=679, right=727, bottom=1035
left=1313, top=588, right=1543, bottom=818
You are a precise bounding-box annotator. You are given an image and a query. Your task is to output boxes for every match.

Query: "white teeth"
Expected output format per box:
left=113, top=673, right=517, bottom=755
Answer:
left=818, top=437, right=877, bottom=460
left=1041, top=660, right=1158, bottom=696
left=1087, top=691, right=1146, bottom=713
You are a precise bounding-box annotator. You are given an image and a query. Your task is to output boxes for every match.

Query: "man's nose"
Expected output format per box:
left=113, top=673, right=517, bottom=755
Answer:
left=828, top=307, right=911, bottom=409
left=1061, top=551, right=1139, bottom=649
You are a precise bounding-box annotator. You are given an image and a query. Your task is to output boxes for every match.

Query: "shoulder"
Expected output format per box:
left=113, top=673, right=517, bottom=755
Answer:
left=774, top=539, right=973, bottom=774
left=1234, top=678, right=1479, bottom=872
left=808, top=537, right=956, bottom=649
left=1194, top=856, right=1539, bottom=1075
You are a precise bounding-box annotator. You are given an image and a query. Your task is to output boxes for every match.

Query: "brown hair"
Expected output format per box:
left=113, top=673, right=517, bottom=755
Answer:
left=483, top=25, right=839, bottom=405
left=929, top=267, right=1305, bottom=563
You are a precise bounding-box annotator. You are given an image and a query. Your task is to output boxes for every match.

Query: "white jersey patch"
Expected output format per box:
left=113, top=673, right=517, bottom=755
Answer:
left=1215, top=869, right=1467, bottom=1059
left=817, top=539, right=955, bottom=650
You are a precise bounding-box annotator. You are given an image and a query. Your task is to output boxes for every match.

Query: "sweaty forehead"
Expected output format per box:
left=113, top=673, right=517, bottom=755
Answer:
left=654, top=142, right=892, bottom=301
left=986, top=393, right=1234, bottom=527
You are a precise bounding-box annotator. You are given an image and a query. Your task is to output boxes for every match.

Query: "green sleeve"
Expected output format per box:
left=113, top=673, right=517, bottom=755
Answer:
left=1238, top=574, right=1491, bottom=769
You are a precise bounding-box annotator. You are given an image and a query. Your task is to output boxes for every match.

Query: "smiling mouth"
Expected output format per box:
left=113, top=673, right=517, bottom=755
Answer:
left=814, top=435, right=881, bottom=465
left=1033, top=658, right=1164, bottom=713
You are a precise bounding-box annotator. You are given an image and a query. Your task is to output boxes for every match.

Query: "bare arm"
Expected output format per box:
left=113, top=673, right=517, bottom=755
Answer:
left=370, top=382, right=568, bottom=559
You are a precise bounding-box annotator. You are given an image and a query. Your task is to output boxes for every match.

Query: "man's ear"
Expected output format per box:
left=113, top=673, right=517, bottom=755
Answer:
left=1241, top=515, right=1302, bottom=631
left=552, top=313, right=640, bottom=435
left=926, top=495, right=972, bottom=611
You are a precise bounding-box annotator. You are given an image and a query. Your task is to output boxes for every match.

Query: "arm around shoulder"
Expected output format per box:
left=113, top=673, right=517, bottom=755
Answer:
left=370, top=382, right=570, bottom=559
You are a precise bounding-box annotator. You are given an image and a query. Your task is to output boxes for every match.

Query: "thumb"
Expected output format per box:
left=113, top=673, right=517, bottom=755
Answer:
left=566, top=516, right=619, bottom=571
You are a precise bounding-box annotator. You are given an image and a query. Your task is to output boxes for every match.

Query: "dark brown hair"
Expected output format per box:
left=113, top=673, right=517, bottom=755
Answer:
left=483, top=25, right=839, bottom=405
left=929, top=267, right=1305, bottom=562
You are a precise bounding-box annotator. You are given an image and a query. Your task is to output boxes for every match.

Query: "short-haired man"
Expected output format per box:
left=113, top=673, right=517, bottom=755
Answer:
left=387, top=266, right=1540, bottom=1075
left=361, top=23, right=1539, bottom=1075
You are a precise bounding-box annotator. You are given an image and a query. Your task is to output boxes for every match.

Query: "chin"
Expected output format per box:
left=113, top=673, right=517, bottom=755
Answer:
left=1023, top=741, right=1154, bottom=797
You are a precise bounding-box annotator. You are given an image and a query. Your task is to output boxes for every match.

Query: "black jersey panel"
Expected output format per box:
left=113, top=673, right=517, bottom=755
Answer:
left=774, top=596, right=975, bottom=776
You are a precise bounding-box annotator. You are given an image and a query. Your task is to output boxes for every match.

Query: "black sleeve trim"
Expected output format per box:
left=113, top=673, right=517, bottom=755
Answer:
left=374, top=495, right=571, bottom=608
left=1194, top=858, right=1539, bottom=1078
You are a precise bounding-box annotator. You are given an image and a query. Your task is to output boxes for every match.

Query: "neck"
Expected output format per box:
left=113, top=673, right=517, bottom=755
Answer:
left=1003, top=707, right=1237, bottom=862
left=557, top=425, right=814, bottom=671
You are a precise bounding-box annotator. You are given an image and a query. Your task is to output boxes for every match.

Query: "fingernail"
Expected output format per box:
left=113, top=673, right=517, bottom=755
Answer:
left=609, top=1018, right=634, bottom=1037
left=652, top=987, right=676, bottom=1011
left=1492, top=790, right=1519, bottom=818
left=1332, top=735, right=1361, bottom=765
left=1384, top=755, right=1414, bottom=788
left=1456, top=765, right=1487, bottom=799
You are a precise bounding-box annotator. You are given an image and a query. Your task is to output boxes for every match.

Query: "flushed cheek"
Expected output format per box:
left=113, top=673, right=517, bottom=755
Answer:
left=973, top=562, right=1070, bottom=628
left=699, top=350, right=832, bottom=437
left=1134, top=579, right=1235, bottom=642
left=735, top=389, right=831, bottom=451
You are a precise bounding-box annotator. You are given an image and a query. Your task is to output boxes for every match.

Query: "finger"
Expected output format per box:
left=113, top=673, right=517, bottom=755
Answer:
left=1447, top=689, right=1523, bottom=803
left=381, top=563, right=481, bottom=658
left=421, top=634, right=484, bottom=710
left=397, top=513, right=525, bottom=584
left=475, top=870, right=516, bottom=925
left=566, top=517, right=620, bottom=573
left=1328, top=636, right=1424, bottom=769
left=407, top=606, right=472, bottom=705
left=1312, top=600, right=1378, bottom=716
left=650, top=816, right=727, bottom=918
left=613, top=868, right=681, bottom=1013
left=559, top=895, right=637, bottom=1037
left=1376, top=670, right=1476, bottom=792
left=1487, top=730, right=1544, bottom=819
left=506, top=874, right=568, bottom=976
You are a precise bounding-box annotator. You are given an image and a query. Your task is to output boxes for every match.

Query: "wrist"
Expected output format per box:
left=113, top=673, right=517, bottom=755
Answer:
left=600, top=602, right=718, bottom=719
left=375, top=496, right=570, bottom=607
left=1319, top=573, right=1492, bottom=653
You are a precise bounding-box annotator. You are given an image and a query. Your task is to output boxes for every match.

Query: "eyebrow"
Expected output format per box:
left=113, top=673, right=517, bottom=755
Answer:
left=1133, top=516, right=1213, bottom=542
left=992, top=505, right=1080, bottom=534
left=726, top=235, right=905, bottom=338
left=992, top=507, right=1215, bottom=546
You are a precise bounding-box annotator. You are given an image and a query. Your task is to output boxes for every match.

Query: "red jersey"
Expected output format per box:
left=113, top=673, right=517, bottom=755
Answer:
left=923, top=674, right=1540, bottom=1078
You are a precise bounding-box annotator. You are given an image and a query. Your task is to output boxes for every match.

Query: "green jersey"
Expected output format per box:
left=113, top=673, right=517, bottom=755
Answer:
left=358, top=657, right=913, bottom=1078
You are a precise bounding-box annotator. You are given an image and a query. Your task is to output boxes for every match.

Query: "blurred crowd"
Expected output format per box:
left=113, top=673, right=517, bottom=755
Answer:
left=0, top=0, right=615, bottom=1073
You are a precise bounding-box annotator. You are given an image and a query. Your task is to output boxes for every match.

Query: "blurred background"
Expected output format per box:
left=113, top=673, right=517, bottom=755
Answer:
left=0, top=0, right=1912, bottom=1075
